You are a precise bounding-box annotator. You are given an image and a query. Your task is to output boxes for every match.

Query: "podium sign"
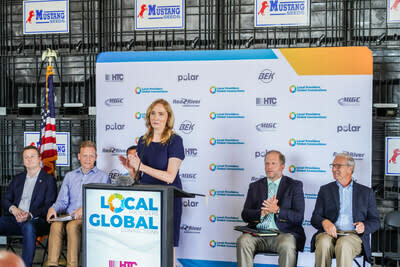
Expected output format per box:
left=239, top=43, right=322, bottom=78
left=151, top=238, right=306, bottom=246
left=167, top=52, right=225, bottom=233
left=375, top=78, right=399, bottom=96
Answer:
left=84, top=185, right=168, bottom=267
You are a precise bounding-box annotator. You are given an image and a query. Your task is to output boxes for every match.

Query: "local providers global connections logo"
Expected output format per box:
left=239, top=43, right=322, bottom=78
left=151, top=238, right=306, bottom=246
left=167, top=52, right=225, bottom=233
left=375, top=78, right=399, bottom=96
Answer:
left=209, top=189, right=216, bottom=196
left=209, top=240, right=217, bottom=248
left=289, top=112, right=296, bottom=120
left=135, top=112, right=145, bottom=119
left=289, top=165, right=296, bottom=173
left=209, top=214, right=217, bottom=223
left=135, top=87, right=141, bottom=94
left=289, top=138, right=297, bottom=147
left=210, top=86, right=217, bottom=94
left=209, top=112, right=217, bottom=120
left=289, top=85, right=297, bottom=93
left=209, top=138, right=217, bottom=145
left=209, top=163, right=217, bottom=171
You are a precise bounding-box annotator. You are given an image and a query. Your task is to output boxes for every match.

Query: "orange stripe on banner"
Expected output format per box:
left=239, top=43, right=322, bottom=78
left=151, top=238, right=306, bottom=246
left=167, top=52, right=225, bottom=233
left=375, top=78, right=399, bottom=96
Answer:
left=280, top=47, right=373, bottom=76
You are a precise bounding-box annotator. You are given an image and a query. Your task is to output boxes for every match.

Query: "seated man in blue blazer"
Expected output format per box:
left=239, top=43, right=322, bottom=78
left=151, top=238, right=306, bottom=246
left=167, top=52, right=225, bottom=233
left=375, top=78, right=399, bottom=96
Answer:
left=311, top=153, right=380, bottom=267
left=0, top=146, right=57, bottom=267
left=236, top=150, right=305, bottom=267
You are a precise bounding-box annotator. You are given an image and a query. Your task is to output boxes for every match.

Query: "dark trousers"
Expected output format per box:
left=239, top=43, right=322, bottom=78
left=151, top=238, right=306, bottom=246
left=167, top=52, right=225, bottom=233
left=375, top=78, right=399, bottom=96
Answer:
left=0, top=216, right=50, bottom=267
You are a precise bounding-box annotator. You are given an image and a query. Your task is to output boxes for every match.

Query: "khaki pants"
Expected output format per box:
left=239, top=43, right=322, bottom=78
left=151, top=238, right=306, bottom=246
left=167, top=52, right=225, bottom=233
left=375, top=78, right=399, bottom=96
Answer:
left=47, top=219, right=82, bottom=267
left=315, top=232, right=362, bottom=267
left=236, top=233, right=297, bottom=267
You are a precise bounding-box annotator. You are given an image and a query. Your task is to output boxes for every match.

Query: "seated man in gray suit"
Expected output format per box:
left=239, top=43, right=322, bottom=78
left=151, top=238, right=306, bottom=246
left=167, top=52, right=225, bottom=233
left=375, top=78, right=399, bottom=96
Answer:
left=236, top=150, right=305, bottom=267
left=311, top=153, right=380, bottom=267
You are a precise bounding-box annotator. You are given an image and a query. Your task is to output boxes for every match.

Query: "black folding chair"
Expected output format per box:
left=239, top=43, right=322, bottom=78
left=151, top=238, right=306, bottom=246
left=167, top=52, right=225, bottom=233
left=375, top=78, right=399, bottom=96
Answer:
left=383, top=211, right=400, bottom=266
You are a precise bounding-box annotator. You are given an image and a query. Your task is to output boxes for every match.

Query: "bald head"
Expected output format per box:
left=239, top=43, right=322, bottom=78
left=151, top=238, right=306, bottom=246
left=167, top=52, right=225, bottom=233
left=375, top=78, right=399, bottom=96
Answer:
left=0, top=250, right=26, bottom=267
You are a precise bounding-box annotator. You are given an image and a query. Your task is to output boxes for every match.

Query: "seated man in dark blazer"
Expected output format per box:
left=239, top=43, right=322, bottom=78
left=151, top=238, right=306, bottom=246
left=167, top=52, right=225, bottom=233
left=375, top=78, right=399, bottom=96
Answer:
left=236, top=150, right=305, bottom=267
left=311, top=153, right=380, bottom=267
left=0, top=146, right=57, bottom=267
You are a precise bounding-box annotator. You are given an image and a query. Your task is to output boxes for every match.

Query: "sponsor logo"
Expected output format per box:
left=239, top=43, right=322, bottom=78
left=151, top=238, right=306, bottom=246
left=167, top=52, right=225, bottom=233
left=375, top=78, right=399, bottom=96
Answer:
left=134, top=86, right=168, bottom=94
left=289, top=84, right=327, bottom=93
left=172, top=98, right=201, bottom=107
left=26, top=9, right=66, bottom=24
left=338, top=97, right=361, bottom=106
left=304, top=193, right=318, bottom=200
left=288, top=164, right=327, bottom=173
left=209, top=163, right=244, bottom=171
left=251, top=175, right=264, bottom=182
left=255, top=149, right=268, bottom=158
left=209, top=214, right=243, bottom=223
left=135, top=112, right=145, bottom=119
left=209, top=137, right=244, bottom=145
left=135, top=137, right=140, bottom=144
left=209, top=112, right=245, bottom=119
left=183, top=200, right=199, bottom=208
left=337, top=124, right=361, bottom=133
left=105, top=98, right=123, bottom=107
left=256, top=122, right=278, bottom=131
left=256, top=97, right=277, bottom=106
left=105, top=73, right=124, bottom=82
left=289, top=138, right=327, bottom=147
left=102, top=147, right=125, bottom=155
left=180, top=224, right=202, bottom=234
left=209, top=86, right=245, bottom=94
left=185, top=148, right=198, bottom=157
left=109, top=169, right=122, bottom=181
left=179, top=120, right=195, bottom=134
left=303, top=219, right=312, bottom=226
left=180, top=173, right=197, bottom=182
left=289, top=112, right=327, bottom=120
left=209, top=240, right=236, bottom=248
left=177, top=73, right=199, bottom=82
left=258, top=69, right=275, bottom=83
left=332, top=151, right=365, bottom=160
left=209, top=189, right=244, bottom=197
left=105, top=123, right=125, bottom=131
left=108, top=260, right=137, bottom=267
left=144, top=4, right=182, bottom=20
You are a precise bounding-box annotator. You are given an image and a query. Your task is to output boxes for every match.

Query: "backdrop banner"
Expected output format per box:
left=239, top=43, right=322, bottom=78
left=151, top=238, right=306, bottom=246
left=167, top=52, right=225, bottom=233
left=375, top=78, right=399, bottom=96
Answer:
left=96, top=48, right=372, bottom=267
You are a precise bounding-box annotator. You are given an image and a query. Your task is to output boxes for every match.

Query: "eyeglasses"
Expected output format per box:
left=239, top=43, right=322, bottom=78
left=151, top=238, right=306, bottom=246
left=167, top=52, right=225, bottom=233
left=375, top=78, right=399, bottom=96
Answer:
left=329, top=163, right=348, bottom=169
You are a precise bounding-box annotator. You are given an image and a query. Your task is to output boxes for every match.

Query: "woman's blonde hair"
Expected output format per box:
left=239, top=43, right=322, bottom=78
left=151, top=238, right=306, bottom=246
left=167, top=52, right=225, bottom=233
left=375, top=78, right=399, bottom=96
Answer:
left=142, top=99, right=175, bottom=146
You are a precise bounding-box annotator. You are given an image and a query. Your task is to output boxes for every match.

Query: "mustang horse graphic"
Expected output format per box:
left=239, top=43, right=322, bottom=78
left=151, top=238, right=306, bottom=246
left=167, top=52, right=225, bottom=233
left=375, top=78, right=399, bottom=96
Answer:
left=26, top=10, right=35, bottom=24
left=137, top=4, right=147, bottom=18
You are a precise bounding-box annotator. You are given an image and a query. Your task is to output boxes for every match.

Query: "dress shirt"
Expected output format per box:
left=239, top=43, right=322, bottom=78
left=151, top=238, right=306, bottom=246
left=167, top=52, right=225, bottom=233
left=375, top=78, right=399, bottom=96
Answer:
left=18, top=170, right=40, bottom=213
left=52, top=166, right=109, bottom=214
left=257, top=176, right=282, bottom=230
left=335, top=180, right=355, bottom=231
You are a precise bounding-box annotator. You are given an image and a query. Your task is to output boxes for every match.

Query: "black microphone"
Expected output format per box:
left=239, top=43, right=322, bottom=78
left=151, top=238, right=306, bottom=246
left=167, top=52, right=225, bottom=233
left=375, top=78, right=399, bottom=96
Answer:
left=133, top=144, right=146, bottom=184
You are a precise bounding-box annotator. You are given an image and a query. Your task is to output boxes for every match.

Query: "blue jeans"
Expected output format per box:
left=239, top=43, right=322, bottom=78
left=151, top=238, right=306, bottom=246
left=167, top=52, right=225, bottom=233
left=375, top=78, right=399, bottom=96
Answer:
left=0, top=216, right=50, bottom=267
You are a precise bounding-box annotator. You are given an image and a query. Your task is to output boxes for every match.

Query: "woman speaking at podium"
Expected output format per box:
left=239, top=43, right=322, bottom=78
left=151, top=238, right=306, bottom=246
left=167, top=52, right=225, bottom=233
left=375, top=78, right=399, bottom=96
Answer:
left=128, top=98, right=185, bottom=265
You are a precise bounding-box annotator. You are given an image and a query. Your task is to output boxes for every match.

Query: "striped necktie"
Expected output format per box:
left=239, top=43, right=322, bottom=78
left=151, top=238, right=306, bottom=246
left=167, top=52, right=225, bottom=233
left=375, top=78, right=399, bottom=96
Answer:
left=257, top=182, right=277, bottom=230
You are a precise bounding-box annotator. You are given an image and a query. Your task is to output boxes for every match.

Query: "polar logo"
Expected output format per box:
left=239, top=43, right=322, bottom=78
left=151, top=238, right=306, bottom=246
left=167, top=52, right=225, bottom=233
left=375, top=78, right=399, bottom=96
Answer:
left=105, top=98, right=123, bottom=106
left=338, top=97, right=360, bottom=106
left=105, top=123, right=125, bottom=131
left=258, top=69, right=275, bottom=84
left=183, top=200, right=199, bottom=207
left=337, top=124, right=361, bottom=133
left=177, top=73, right=199, bottom=82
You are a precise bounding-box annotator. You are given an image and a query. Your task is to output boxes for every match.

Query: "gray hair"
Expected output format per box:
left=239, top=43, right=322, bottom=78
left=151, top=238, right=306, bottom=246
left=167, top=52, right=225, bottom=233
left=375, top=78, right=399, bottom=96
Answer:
left=335, top=153, right=355, bottom=171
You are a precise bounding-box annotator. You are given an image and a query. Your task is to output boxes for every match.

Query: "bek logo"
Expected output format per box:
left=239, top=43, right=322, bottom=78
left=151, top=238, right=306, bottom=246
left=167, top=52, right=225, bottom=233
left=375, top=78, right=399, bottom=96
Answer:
left=109, top=169, right=122, bottom=181
left=209, top=189, right=217, bottom=197
left=88, top=194, right=159, bottom=229
left=177, top=73, right=199, bottom=82
left=173, top=98, right=201, bottom=107
left=289, top=112, right=296, bottom=120
left=337, top=124, right=361, bottom=133
left=209, top=214, right=217, bottom=223
left=209, top=163, right=217, bottom=171
left=209, top=112, right=217, bottom=120
left=209, top=240, right=217, bottom=248
left=179, top=120, right=195, bottom=134
left=338, top=97, right=360, bottom=106
left=105, top=98, right=123, bottom=107
left=135, top=112, right=145, bottom=119
left=209, top=138, right=217, bottom=146
left=256, top=97, right=277, bottom=106
left=105, top=123, right=125, bottom=131
left=289, top=85, right=297, bottom=93
left=105, top=73, right=124, bottom=82
left=258, top=69, right=275, bottom=84
left=289, top=165, right=296, bottom=173
left=108, top=260, right=137, bottom=267
left=256, top=122, right=278, bottom=131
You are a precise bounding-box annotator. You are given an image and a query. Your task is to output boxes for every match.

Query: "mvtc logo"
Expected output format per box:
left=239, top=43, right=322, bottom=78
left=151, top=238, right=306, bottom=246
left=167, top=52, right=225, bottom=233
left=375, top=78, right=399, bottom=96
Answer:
left=209, top=163, right=217, bottom=171
left=258, top=69, right=275, bottom=84
left=289, top=165, right=296, bottom=173
left=210, top=86, right=217, bottom=94
left=179, top=120, right=195, bottom=134
left=209, top=240, right=217, bottom=248
left=289, top=112, right=296, bottom=120
left=105, top=73, right=124, bottom=82
left=209, top=214, right=217, bottom=223
left=209, top=189, right=216, bottom=196
left=289, top=85, right=297, bottom=93
left=209, top=138, right=217, bottom=146
left=105, top=98, right=123, bottom=106
left=137, top=4, right=147, bottom=18
left=209, top=112, right=217, bottom=120
left=134, top=87, right=141, bottom=94
left=289, top=138, right=297, bottom=147
left=258, top=1, right=269, bottom=15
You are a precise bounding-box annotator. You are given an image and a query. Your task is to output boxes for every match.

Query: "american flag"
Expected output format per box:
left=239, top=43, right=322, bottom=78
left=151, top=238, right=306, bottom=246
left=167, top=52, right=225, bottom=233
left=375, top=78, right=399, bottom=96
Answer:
left=39, top=65, right=58, bottom=177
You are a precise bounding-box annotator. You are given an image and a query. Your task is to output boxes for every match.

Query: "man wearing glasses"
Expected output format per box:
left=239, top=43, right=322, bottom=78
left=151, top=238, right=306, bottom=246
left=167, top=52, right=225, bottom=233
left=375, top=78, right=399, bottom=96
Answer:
left=310, top=153, right=380, bottom=267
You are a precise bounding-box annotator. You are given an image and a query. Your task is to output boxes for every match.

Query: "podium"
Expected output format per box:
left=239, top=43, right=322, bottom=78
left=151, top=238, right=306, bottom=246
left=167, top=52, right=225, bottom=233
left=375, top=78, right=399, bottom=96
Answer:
left=83, top=183, right=196, bottom=267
